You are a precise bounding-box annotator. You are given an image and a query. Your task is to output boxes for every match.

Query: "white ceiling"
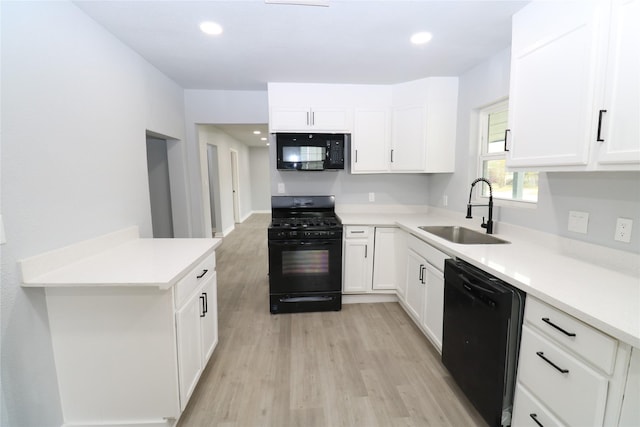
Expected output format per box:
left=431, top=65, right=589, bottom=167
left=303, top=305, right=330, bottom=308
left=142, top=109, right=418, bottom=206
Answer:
left=213, top=123, right=271, bottom=147
left=74, top=0, right=529, bottom=145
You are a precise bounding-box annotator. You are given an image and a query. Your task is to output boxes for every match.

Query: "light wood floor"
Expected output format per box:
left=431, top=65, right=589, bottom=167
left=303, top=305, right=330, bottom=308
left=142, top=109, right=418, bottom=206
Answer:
left=178, top=214, right=487, bottom=427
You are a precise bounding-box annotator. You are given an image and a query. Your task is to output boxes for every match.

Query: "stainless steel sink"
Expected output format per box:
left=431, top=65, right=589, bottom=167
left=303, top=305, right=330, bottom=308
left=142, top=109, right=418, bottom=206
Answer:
left=418, top=226, right=510, bottom=245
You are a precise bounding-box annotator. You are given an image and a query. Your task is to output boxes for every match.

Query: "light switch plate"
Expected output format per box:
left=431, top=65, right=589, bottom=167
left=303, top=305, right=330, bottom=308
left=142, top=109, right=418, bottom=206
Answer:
left=277, top=183, right=285, bottom=194
left=369, top=192, right=375, bottom=202
left=568, top=211, right=589, bottom=234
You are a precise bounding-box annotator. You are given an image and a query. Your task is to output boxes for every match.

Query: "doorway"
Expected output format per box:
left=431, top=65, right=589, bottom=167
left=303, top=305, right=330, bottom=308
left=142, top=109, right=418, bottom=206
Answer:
left=230, top=149, right=240, bottom=224
left=206, top=145, right=222, bottom=236
left=146, top=136, right=174, bottom=238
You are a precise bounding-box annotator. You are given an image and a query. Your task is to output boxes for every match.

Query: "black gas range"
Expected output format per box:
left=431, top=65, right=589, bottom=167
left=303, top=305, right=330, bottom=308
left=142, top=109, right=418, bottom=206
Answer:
left=267, top=196, right=342, bottom=314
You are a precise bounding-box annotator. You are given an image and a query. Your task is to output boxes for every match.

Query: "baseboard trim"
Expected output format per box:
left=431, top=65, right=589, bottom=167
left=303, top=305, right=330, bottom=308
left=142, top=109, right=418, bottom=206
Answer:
left=343, top=293, right=398, bottom=304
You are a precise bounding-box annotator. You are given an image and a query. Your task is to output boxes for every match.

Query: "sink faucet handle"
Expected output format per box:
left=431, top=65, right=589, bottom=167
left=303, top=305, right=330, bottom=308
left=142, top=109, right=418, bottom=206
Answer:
left=481, top=216, right=487, bottom=229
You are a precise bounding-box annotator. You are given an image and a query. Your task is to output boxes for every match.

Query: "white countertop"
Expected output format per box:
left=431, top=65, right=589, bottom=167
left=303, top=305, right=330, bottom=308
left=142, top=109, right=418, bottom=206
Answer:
left=20, top=227, right=222, bottom=289
left=339, top=211, right=640, bottom=348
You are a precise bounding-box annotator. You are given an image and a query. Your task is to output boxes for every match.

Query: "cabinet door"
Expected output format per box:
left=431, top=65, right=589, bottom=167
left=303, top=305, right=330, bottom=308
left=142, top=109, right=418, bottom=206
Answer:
left=270, top=107, right=311, bottom=131
left=597, top=0, right=640, bottom=167
left=343, top=238, right=373, bottom=293
left=422, top=262, right=444, bottom=352
left=391, top=105, right=426, bottom=171
left=372, top=228, right=396, bottom=290
left=394, top=230, right=408, bottom=301
left=311, top=108, right=351, bottom=132
left=404, top=249, right=425, bottom=322
left=176, top=290, right=204, bottom=410
left=352, top=109, right=390, bottom=173
left=507, top=1, right=599, bottom=168
left=200, top=273, right=218, bottom=363
left=619, top=347, right=640, bottom=426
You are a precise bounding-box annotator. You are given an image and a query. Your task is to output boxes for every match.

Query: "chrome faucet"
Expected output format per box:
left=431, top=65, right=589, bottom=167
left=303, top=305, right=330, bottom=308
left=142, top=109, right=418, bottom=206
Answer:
left=466, top=177, right=494, bottom=234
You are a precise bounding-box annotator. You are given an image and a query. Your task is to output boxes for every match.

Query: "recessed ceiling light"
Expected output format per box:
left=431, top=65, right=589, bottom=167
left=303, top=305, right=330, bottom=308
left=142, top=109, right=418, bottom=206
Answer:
left=253, top=130, right=261, bottom=135
left=200, top=21, right=223, bottom=36
left=410, top=32, right=432, bottom=45
left=261, top=137, right=267, bottom=141
left=266, top=143, right=270, bottom=146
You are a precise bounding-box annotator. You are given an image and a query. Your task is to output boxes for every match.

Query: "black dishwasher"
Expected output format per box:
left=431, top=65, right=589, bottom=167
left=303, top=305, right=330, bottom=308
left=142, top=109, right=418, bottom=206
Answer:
left=442, top=259, right=526, bottom=427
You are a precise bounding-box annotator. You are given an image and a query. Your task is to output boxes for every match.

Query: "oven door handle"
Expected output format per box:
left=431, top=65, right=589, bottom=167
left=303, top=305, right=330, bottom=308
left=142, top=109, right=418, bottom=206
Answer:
left=270, top=240, right=339, bottom=247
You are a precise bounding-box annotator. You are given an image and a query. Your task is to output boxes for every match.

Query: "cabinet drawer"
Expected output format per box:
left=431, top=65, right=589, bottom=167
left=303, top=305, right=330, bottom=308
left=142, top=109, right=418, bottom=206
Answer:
left=175, top=252, right=216, bottom=308
left=407, top=235, right=448, bottom=272
left=344, top=226, right=371, bottom=238
left=513, top=384, right=566, bottom=427
left=525, top=297, right=617, bottom=374
left=518, top=325, right=608, bottom=427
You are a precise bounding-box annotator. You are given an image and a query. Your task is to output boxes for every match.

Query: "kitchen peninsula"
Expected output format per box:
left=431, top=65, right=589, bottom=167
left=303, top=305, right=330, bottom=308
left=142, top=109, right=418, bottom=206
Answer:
left=20, top=227, right=221, bottom=427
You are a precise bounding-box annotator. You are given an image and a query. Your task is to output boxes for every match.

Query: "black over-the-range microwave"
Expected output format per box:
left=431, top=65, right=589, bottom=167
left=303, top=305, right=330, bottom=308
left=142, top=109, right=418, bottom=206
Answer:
left=276, top=133, right=346, bottom=171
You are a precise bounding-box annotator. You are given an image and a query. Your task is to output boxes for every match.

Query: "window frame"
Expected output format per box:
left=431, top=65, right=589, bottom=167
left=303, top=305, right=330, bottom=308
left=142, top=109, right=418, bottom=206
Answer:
left=475, top=100, right=538, bottom=208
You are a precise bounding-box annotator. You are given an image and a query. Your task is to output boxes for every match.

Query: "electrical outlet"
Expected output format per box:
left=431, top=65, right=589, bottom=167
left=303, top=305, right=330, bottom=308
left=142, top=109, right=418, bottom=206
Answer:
left=568, top=211, right=589, bottom=234
left=368, top=192, right=375, bottom=202
left=614, top=218, right=633, bottom=243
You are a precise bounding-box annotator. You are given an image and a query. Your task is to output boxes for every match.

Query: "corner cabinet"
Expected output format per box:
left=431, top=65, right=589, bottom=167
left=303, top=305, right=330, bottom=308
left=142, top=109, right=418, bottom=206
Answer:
left=19, top=228, right=222, bottom=427
left=507, top=0, right=640, bottom=171
left=342, top=226, right=401, bottom=295
left=350, top=78, right=459, bottom=174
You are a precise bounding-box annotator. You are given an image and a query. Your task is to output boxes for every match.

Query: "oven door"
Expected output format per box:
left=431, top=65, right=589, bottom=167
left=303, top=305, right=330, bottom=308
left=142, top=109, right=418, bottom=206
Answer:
left=268, top=239, right=342, bottom=293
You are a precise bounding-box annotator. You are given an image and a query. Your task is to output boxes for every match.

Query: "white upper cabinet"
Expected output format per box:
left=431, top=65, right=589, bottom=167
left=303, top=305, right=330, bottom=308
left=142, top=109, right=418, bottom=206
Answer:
left=268, top=79, right=458, bottom=174
left=391, top=105, right=427, bottom=172
left=391, top=77, right=458, bottom=173
left=270, top=107, right=351, bottom=133
left=507, top=0, right=639, bottom=171
left=352, top=109, right=391, bottom=173
left=268, top=83, right=353, bottom=133
left=596, top=0, right=640, bottom=167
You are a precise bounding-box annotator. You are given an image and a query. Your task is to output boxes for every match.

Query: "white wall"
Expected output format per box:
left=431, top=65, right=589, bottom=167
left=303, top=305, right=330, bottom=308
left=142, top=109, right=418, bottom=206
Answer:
left=184, top=90, right=269, bottom=237
left=249, top=147, right=271, bottom=212
left=428, top=48, right=640, bottom=253
left=0, top=2, right=187, bottom=425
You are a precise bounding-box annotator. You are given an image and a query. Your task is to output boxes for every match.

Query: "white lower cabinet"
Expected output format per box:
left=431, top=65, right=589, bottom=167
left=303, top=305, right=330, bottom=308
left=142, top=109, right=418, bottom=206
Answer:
left=343, top=226, right=400, bottom=294
left=176, top=270, right=218, bottom=410
left=421, top=262, right=444, bottom=351
left=513, top=296, right=632, bottom=427
left=512, top=384, right=567, bottom=427
left=400, top=235, right=448, bottom=352
left=343, top=226, right=374, bottom=293
left=404, top=248, right=426, bottom=321
left=372, top=227, right=398, bottom=290
left=32, top=237, right=220, bottom=427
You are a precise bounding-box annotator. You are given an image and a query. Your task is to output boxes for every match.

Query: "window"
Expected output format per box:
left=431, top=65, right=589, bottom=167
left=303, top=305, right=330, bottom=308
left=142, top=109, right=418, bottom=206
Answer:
left=478, top=101, right=538, bottom=203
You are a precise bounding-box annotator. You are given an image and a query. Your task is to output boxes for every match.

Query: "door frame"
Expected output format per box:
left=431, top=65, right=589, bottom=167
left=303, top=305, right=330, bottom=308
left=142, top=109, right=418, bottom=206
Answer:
left=230, top=148, right=240, bottom=224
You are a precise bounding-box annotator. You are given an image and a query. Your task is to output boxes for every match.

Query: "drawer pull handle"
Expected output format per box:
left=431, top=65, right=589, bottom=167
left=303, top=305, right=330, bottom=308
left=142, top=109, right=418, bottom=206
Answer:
left=536, top=351, right=569, bottom=374
left=541, top=317, right=576, bottom=337
left=529, top=413, right=544, bottom=427
left=197, top=269, right=209, bottom=279
left=350, top=230, right=365, bottom=234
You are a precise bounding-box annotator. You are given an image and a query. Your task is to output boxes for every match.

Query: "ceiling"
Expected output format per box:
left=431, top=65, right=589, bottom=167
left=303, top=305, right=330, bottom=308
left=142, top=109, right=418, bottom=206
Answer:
left=73, top=0, right=529, bottom=146
left=212, top=123, right=270, bottom=147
